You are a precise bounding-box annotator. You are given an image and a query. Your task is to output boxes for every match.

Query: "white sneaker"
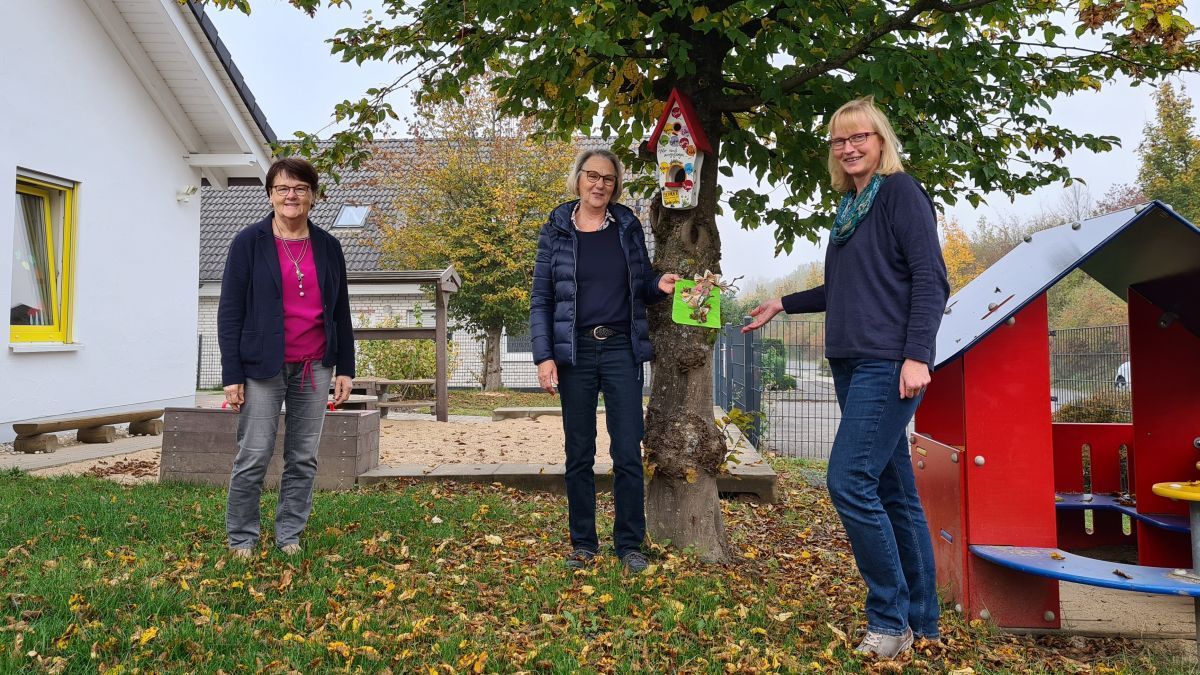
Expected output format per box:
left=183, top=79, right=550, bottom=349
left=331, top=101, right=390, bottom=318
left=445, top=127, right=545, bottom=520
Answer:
left=229, top=547, right=254, bottom=560
left=854, top=627, right=913, bottom=659
left=279, top=543, right=302, bottom=555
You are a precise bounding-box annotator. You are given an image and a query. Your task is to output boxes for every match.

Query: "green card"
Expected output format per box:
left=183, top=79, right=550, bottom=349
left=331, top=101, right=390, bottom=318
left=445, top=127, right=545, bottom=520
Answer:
left=671, top=279, right=722, bottom=328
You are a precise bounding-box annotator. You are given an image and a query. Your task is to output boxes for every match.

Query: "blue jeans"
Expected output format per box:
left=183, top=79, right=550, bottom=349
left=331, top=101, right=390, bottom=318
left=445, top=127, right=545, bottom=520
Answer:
left=557, top=333, right=645, bottom=557
left=226, top=362, right=332, bottom=549
left=827, top=358, right=939, bottom=638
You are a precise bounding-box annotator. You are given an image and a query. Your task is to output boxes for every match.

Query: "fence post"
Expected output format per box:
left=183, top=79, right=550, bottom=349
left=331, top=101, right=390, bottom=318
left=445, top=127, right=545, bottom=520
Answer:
left=196, top=334, right=202, bottom=390
left=742, top=317, right=761, bottom=446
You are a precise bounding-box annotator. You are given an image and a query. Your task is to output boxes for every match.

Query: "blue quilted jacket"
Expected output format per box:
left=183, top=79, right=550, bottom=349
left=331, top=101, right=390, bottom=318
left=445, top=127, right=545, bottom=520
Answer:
left=530, top=201, right=667, bottom=366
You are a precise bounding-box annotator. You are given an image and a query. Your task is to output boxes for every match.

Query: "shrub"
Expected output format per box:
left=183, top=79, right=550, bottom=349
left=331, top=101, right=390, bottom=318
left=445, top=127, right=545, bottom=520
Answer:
left=1053, top=389, right=1132, bottom=423
left=356, top=310, right=458, bottom=397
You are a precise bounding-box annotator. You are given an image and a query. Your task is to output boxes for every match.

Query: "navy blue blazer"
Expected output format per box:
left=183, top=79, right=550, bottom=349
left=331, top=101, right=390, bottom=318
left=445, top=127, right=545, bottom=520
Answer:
left=217, top=214, right=355, bottom=385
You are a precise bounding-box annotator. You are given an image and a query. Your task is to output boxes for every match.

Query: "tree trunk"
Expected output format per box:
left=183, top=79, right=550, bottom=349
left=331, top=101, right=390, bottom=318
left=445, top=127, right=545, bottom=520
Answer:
left=482, top=328, right=503, bottom=391
left=643, top=123, right=732, bottom=563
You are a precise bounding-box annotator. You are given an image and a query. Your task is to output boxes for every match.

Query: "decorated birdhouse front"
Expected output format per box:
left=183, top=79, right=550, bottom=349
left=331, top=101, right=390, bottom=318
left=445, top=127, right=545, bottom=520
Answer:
left=647, top=88, right=712, bottom=210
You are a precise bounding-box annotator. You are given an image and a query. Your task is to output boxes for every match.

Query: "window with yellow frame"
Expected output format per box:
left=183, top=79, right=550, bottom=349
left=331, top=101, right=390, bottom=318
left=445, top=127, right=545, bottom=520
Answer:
left=11, top=174, right=75, bottom=343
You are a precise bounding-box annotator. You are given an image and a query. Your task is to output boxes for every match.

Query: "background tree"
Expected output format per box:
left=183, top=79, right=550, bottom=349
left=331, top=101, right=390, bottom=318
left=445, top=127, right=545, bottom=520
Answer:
left=1138, top=83, right=1200, bottom=219
left=371, top=79, right=576, bottom=390
left=228, top=0, right=1198, bottom=562
left=940, top=216, right=977, bottom=293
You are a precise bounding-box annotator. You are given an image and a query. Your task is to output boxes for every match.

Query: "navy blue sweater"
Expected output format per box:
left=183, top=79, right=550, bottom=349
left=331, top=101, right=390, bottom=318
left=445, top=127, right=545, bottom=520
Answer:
left=782, top=173, right=949, bottom=365
left=575, top=224, right=631, bottom=332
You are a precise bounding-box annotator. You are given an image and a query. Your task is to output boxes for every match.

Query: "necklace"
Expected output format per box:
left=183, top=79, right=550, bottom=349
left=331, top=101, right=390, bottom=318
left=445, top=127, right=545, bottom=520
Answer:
left=274, top=223, right=310, bottom=297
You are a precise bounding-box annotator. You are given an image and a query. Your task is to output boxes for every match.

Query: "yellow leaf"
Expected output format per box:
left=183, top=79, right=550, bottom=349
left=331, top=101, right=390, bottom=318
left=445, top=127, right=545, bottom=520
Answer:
left=473, top=652, right=488, bottom=673
left=692, top=6, right=710, bottom=21
left=685, top=468, right=698, bottom=484
left=598, top=593, right=614, bottom=603
left=484, top=534, right=502, bottom=545
left=179, top=579, right=190, bottom=590
left=136, top=626, right=158, bottom=646
left=773, top=611, right=794, bottom=622
left=581, top=585, right=595, bottom=596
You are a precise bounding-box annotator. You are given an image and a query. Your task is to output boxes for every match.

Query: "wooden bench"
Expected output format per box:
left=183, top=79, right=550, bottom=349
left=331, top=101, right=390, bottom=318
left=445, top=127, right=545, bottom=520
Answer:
left=12, top=409, right=164, bottom=453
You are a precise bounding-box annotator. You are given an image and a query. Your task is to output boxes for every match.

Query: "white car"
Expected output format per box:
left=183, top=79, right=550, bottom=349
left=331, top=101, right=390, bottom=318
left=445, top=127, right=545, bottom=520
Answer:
left=1114, top=361, right=1132, bottom=389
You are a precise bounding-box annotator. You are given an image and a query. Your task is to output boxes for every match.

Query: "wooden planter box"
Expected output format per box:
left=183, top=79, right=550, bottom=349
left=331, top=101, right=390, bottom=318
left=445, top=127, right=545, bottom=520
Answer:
left=159, top=407, right=379, bottom=490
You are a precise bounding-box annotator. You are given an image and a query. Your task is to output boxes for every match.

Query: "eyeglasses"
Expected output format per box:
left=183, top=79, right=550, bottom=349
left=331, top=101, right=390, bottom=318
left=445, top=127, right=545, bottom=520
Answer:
left=829, top=132, right=879, bottom=150
left=271, top=185, right=311, bottom=197
left=582, top=170, right=617, bottom=187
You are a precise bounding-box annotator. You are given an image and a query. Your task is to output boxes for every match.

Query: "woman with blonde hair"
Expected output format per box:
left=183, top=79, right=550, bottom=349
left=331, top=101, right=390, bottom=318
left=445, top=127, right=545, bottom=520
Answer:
left=743, top=97, right=949, bottom=658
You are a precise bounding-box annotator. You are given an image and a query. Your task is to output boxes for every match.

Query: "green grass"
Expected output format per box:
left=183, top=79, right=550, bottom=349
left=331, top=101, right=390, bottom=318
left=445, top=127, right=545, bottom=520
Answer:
left=447, top=389, right=561, bottom=416
left=0, top=463, right=1191, bottom=673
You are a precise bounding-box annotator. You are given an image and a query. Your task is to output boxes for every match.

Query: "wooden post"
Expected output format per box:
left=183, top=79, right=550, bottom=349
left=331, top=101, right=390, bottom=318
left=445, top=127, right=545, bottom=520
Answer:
left=435, top=287, right=449, bottom=422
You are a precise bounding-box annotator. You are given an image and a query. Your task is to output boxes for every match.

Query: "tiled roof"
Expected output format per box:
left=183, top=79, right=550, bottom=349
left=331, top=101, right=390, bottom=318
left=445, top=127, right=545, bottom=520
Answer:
left=199, top=138, right=653, bottom=281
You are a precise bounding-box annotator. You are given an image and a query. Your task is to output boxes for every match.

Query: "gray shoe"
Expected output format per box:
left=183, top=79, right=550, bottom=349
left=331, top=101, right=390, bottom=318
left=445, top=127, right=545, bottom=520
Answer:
left=854, top=627, right=913, bottom=659
left=565, top=548, right=597, bottom=570
left=621, top=551, right=649, bottom=574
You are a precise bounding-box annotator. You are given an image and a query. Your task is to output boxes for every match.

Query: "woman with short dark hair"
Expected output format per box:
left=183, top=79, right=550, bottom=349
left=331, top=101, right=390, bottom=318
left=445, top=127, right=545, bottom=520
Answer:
left=218, top=156, right=355, bottom=558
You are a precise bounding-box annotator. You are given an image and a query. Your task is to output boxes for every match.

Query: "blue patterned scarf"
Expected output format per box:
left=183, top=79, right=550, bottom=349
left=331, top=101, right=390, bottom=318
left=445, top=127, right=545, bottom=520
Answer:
left=831, top=173, right=884, bottom=246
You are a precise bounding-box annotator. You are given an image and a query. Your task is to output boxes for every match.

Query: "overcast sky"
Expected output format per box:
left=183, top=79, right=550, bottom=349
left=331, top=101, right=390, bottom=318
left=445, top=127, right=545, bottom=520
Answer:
left=209, top=1, right=1200, bottom=287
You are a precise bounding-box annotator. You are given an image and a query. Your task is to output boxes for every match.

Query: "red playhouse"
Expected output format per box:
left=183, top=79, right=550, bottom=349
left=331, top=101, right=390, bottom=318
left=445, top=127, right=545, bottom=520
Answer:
left=913, top=201, right=1200, bottom=638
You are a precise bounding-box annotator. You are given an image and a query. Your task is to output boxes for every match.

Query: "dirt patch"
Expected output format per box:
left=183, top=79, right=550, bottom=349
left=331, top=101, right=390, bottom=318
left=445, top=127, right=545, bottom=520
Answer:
left=26, top=415, right=605, bottom=482
left=379, top=415, right=602, bottom=465
left=30, top=448, right=161, bottom=485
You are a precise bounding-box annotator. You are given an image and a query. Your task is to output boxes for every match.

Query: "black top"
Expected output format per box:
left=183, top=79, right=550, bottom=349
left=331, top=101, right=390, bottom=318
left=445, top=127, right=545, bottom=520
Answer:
left=575, top=224, right=632, bottom=333
left=782, top=172, right=949, bottom=364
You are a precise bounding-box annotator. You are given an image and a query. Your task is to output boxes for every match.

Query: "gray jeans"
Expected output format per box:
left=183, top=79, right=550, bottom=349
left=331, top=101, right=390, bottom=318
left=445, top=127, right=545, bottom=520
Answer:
left=226, top=362, right=332, bottom=548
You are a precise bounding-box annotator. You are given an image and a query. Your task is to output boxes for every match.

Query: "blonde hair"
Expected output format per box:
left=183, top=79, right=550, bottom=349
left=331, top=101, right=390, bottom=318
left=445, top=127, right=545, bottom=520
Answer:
left=826, top=96, right=905, bottom=193
left=567, top=149, right=624, bottom=203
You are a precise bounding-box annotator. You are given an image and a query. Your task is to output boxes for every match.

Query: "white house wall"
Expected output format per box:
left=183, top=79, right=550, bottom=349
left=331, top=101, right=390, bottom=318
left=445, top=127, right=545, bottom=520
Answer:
left=0, top=1, right=203, bottom=440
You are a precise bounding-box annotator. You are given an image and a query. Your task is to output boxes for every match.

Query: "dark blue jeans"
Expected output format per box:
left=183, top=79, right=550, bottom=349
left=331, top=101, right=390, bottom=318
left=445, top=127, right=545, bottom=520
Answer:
left=557, top=333, right=645, bottom=557
left=827, top=358, right=940, bottom=638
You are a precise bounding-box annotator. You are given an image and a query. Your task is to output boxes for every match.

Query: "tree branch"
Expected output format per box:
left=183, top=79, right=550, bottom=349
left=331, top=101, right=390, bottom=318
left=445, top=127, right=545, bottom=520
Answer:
left=715, top=0, right=1005, bottom=112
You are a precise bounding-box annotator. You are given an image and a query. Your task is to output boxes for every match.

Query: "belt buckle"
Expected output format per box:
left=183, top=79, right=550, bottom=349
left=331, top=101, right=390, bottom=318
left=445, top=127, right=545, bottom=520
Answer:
left=592, top=326, right=611, bottom=340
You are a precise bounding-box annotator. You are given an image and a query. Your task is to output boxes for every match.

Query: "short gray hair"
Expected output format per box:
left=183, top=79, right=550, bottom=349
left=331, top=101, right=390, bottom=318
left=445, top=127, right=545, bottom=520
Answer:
left=567, top=149, right=624, bottom=202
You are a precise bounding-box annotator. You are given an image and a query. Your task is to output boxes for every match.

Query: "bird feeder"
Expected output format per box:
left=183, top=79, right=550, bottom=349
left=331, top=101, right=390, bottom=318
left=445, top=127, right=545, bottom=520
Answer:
left=646, top=88, right=712, bottom=210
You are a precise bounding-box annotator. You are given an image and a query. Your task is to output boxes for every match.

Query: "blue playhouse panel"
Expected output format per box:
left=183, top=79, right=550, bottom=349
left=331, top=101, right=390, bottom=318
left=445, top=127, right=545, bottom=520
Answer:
left=971, top=545, right=1200, bottom=597
left=934, top=203, right=1200, bottom=368
left=1055, top=493, right=1190, bottom=533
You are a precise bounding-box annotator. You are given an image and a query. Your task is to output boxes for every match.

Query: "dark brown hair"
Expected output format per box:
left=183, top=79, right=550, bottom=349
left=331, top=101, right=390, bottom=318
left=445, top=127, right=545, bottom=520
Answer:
left=265, top=157, right=319, bottom=195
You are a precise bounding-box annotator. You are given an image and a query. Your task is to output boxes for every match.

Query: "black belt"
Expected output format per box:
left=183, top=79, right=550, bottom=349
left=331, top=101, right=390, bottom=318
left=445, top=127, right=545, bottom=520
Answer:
left=582, top=325, right=621, bottom=340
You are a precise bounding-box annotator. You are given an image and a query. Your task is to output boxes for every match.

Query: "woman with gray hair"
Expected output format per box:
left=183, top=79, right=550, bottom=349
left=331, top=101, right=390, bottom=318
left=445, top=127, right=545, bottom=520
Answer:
left=529, top=148, right=680, bottom=574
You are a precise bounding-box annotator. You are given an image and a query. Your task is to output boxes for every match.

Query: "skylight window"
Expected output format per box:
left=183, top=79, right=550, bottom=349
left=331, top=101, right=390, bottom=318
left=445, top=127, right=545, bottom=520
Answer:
left=333, top=204, right=370, bottom=228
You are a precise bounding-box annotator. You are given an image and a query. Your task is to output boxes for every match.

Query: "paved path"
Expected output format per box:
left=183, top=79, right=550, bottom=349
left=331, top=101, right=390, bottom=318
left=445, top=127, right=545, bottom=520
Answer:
left=0, top=435, right=162, bottom=471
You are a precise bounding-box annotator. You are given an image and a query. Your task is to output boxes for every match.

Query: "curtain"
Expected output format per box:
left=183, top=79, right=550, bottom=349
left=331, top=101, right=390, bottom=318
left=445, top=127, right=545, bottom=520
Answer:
left=11, top=193, right=53, bottom=326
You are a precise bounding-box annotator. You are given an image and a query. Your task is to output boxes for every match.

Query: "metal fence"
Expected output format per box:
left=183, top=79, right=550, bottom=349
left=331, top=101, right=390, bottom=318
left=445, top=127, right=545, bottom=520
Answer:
left=714, top=320, right=1133, bottom=459
left=1050, top=324, right=1131, bottom=422
left=714, top=319, right=839, bottom=459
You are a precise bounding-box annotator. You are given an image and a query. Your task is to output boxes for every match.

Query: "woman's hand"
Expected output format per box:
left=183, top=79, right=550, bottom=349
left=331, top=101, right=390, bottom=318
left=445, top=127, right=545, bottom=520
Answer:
left=224, top=384, right=244, bottom=411
left=333, top=375, right=354, bottom=406
left=899, top=359, right=930, bottom=399
left=741, top=298, right=784, bottom=333
left=658, top=273, right=682, bottom=294
left=537, top=360, right=558, bottom=395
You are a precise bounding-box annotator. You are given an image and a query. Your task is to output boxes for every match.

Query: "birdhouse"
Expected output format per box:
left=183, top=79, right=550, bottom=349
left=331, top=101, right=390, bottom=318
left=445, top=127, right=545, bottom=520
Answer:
left=647, top=88, right=712, bottom=210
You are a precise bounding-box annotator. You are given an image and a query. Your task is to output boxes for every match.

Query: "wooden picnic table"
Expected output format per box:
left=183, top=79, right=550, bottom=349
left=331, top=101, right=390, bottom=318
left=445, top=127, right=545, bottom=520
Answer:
left=351, top=377, right=436, bottom=418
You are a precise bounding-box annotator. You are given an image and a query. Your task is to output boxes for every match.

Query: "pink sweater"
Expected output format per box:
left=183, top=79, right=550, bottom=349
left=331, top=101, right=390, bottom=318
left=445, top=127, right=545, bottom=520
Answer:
left=275, top=237, right=326, bottom=364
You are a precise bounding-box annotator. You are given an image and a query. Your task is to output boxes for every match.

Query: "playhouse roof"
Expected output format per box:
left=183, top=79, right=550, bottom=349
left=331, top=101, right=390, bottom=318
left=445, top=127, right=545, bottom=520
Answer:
left=646, top=88, right=713, bottom=154
left=935, top=201, right=1200, bottom=369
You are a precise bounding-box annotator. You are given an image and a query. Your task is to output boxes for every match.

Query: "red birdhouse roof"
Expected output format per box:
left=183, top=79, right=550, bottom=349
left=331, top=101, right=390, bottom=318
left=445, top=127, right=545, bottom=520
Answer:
left=646, top=88, right=713, bottom=155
